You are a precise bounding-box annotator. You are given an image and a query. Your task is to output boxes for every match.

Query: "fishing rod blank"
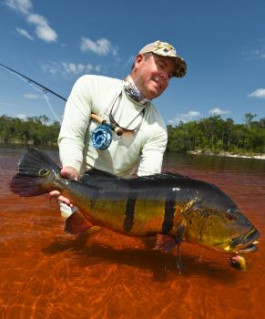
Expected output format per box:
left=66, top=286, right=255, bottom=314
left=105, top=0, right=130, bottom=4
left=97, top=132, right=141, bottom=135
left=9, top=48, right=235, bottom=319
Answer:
left=0, top=62, right=67, bottom=102
left=0, top=62, right=124, bottom=149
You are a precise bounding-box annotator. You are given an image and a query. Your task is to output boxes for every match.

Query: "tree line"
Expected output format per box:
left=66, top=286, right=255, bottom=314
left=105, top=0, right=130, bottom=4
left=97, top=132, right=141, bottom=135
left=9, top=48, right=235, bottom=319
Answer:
left=0, top=115, right=60, bottom=146
left=167, top=113, right=265, bottom=154
left=0, top=113, right=265, bottom=154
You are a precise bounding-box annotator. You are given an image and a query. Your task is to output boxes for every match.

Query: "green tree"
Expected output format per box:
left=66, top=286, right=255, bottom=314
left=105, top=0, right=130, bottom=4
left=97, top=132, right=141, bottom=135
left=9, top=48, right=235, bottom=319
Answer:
left=245, top=113, right=257, bottom=128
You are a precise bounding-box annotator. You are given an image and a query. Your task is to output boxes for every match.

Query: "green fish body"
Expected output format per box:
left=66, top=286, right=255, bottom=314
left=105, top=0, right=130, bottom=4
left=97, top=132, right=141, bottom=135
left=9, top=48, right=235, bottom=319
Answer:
left=10, top=148, right=259, bottom=264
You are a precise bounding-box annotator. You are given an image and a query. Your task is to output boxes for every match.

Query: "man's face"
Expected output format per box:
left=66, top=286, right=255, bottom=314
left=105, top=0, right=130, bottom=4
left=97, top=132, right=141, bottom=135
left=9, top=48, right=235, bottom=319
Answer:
left=131, top=53, right=176, bottom=99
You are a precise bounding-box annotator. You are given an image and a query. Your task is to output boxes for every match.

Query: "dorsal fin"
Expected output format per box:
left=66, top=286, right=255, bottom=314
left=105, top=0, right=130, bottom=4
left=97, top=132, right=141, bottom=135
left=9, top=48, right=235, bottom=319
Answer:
left=137, top=172, right=189, bottom=182
left=162, top=171, right=189, bottom=179
left=80, top=168, right=119, bottom=185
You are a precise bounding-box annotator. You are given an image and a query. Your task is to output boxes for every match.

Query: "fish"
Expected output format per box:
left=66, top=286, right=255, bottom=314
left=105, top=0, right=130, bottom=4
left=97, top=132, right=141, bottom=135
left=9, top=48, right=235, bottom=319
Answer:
left=10, top=148, right=260, bottom=270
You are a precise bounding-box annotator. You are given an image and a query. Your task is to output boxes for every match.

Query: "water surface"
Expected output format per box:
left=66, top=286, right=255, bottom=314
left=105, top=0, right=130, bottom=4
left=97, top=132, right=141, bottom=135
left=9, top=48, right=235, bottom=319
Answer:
left=0, top=146, right=264, bottom=319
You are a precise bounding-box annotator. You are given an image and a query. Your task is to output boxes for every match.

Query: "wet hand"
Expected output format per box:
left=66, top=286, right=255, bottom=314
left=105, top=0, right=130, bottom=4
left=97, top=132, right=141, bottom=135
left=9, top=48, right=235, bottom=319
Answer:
left=49, top=166, right=79, bottom=207
left=61, top=166, right=79, bottom=181
left=49, top=190, right=73, bottom=207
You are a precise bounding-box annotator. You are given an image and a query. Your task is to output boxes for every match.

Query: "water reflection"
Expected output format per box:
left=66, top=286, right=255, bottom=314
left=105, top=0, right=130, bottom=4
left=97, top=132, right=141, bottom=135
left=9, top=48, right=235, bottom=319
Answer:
left=0, top=146, right=265, bottom=319
left=164, top=151, right=265, bottom=173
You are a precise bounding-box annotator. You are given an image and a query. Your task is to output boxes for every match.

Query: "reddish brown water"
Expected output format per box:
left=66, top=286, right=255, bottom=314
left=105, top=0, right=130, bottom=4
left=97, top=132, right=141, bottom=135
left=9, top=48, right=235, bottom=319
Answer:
left=1, top=147, right=265, bottom=319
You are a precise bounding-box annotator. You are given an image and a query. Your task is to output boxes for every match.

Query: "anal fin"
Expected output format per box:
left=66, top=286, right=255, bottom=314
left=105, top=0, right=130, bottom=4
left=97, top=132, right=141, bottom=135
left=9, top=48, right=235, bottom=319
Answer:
left=64, top=210, right=94, bottom=235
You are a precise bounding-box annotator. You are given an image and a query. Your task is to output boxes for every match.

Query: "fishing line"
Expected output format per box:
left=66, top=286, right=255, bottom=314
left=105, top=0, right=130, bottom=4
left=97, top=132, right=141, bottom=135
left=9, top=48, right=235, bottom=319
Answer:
left=0, top=63, right=63, bottom=123
left=43, top=94, right=62, bottom=123
left=0, top=168, right=16, bottom=176
left=0, top=63, right=64, bottom=176
left=26, top=79, right=62, bottom=123
left=0, top=63, right=67, bottom=101
left=0, top=162, right=16, bottom=176
left=0, top=62, right=125, bottom=150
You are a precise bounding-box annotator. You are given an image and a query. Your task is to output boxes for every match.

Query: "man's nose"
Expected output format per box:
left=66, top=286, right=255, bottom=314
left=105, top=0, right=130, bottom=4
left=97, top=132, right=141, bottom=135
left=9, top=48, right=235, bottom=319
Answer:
left=160, top=72, right=170, bottom=83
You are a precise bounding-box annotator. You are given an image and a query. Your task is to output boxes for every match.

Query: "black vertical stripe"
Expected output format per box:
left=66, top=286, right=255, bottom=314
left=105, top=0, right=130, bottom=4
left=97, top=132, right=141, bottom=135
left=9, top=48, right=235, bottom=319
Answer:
left=123, top=196, right=136, bottom=232
left=162, top=193, right=176, bottom=234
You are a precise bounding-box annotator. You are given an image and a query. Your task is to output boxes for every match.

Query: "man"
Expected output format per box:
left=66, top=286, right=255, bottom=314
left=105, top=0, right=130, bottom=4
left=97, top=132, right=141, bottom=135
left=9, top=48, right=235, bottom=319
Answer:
left=50, top=40, right=187, bottom=218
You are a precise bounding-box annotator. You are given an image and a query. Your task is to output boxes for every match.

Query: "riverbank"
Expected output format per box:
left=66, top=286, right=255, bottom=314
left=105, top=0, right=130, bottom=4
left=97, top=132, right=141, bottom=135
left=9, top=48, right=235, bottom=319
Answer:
left=2, top=143, right=265, bottom=160
left=188, top=150, right=265, bottom=160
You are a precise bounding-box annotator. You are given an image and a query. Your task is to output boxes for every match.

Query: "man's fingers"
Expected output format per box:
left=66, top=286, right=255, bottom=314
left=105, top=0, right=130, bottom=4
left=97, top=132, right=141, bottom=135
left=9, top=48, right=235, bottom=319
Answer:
left=58, top=195, right=72, bottom=206
left=49, top=191, right=73, bottom=207
left=49, top=167, right=77, bottom=207
left=61, top=167, right=79, bottom=180
left=50, top=190, right=60, bottom=197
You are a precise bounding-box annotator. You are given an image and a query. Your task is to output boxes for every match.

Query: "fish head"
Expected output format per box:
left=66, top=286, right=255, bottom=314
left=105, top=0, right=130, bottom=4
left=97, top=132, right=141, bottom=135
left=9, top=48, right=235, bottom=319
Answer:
left=182, top=201, right=260, bottom=254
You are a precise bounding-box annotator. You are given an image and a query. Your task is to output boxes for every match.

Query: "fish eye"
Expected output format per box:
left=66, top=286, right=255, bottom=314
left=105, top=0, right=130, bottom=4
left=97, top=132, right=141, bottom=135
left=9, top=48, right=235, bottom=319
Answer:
left=39, top=168, right=49, bottom=176
left=226, top=210, right=236, bottom=220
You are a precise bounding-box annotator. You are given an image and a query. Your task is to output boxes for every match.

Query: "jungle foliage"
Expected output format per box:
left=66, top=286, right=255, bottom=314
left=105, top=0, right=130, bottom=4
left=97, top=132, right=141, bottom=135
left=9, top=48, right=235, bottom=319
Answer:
left=0, top=113, right=265, bottom=154
left=167, top=113, right=265, bottom=154
left=0, top=115, right=60, bottom=146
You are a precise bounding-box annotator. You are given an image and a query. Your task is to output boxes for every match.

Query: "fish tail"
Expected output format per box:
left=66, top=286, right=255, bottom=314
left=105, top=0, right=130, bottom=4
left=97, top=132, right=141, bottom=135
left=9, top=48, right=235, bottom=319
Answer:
left=10, top=147, right=61, bottom=197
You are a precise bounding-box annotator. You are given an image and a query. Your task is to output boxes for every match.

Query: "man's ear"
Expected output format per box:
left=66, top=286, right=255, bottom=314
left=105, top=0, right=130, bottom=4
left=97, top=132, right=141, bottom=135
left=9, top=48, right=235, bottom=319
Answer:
left=134, top=54, right=144, bottom=68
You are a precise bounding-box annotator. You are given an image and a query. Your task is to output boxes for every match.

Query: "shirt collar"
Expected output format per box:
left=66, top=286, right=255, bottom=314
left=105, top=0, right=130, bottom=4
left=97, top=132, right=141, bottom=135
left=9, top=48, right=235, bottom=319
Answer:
left=123, top=75, right=150, bottom=105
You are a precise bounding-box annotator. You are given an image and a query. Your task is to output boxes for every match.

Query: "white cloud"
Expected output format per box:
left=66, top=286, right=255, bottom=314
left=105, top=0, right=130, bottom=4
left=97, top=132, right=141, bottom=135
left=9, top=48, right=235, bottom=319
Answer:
left=42, top=61, right=103, bottom=76
left=27, top=13, right=57, bottom=43
left=23, top=93, right=41, bottom=99
left=249, top=88, right=265, bottom=99
left=94, top=65, right=102, bottom=73
left=4, top=0, right=32, bottom=15
left=5, top=0, right=58, bottom=43
left=42, top=62, right=60, bottom=75
left=209, top=107, right=230, bottom=115
left=16, top=113, right=28, bottom=120
left=61, top=62, right=86, bottom=74
left=80, top=37, right=117, bottom=56
left=242, top=46, right=265, bottom=60
left=123, top=55, right=135, bottom=68
left=16, top=27, right=33, bottom=40
left=168, top=111, right=201, bottom=124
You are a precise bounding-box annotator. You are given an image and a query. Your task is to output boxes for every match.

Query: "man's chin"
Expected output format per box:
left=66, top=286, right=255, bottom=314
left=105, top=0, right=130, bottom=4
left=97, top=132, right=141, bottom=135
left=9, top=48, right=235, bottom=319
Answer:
left=145, top=87, right=163, bottom=99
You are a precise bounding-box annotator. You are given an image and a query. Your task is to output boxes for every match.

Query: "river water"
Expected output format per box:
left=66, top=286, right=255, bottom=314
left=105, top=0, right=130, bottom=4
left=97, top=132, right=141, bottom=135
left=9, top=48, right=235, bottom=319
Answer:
left=0, top=146, right=264, bottom=319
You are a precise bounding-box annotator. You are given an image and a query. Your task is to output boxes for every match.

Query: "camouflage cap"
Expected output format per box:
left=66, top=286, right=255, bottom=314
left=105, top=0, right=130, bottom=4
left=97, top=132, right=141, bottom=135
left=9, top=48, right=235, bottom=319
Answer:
left=139, top=40, right=187, bottom=78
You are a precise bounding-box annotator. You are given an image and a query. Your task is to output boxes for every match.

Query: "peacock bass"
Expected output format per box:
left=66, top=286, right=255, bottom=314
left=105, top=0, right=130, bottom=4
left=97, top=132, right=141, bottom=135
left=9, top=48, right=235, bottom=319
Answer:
left=10, top=148, right=260, bottom=270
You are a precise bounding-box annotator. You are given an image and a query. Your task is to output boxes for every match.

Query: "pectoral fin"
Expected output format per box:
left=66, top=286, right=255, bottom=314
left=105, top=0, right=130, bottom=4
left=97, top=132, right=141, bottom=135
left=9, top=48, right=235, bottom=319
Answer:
left=154, top=234, right=177, bottom=252
left=175, top=222, right=186, bottom=275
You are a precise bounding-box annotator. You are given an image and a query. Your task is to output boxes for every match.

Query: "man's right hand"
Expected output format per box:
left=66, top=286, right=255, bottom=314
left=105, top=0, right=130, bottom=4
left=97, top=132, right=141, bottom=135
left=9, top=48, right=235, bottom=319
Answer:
left=49, top=166, right=79, bottom=207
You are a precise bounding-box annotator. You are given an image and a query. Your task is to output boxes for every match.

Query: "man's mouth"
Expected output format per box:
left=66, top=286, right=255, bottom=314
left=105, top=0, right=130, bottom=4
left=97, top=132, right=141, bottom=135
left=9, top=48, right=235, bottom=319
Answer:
left=152, top=77, right=162, bottom=90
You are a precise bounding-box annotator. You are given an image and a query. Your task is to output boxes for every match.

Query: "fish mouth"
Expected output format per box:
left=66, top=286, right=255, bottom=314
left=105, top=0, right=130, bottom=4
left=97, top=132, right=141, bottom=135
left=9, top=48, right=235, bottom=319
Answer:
left=230, top=227, right=260, bottom=254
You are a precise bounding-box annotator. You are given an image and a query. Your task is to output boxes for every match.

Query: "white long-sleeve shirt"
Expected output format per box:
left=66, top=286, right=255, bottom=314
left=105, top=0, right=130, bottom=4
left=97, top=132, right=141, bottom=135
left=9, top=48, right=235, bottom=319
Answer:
left=58, top=75, right=167, bottom=178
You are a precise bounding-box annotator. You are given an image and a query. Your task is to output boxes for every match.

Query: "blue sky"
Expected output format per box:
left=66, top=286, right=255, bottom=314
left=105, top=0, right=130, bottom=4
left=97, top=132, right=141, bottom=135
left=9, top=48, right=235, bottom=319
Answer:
left=0, top=0, right=264, bottom=125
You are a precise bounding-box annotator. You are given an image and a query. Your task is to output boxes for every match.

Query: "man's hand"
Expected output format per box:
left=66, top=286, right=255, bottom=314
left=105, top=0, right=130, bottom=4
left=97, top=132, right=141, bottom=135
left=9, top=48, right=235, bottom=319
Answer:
left=49, top=166, right=79, bottom=207
left=61, top=166, right=79, bottom=180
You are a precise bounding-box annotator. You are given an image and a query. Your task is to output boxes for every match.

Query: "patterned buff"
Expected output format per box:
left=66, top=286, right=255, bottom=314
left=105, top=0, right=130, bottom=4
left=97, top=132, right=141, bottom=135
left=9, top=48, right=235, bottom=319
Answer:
left=123, top=76, right=150, bottom=105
